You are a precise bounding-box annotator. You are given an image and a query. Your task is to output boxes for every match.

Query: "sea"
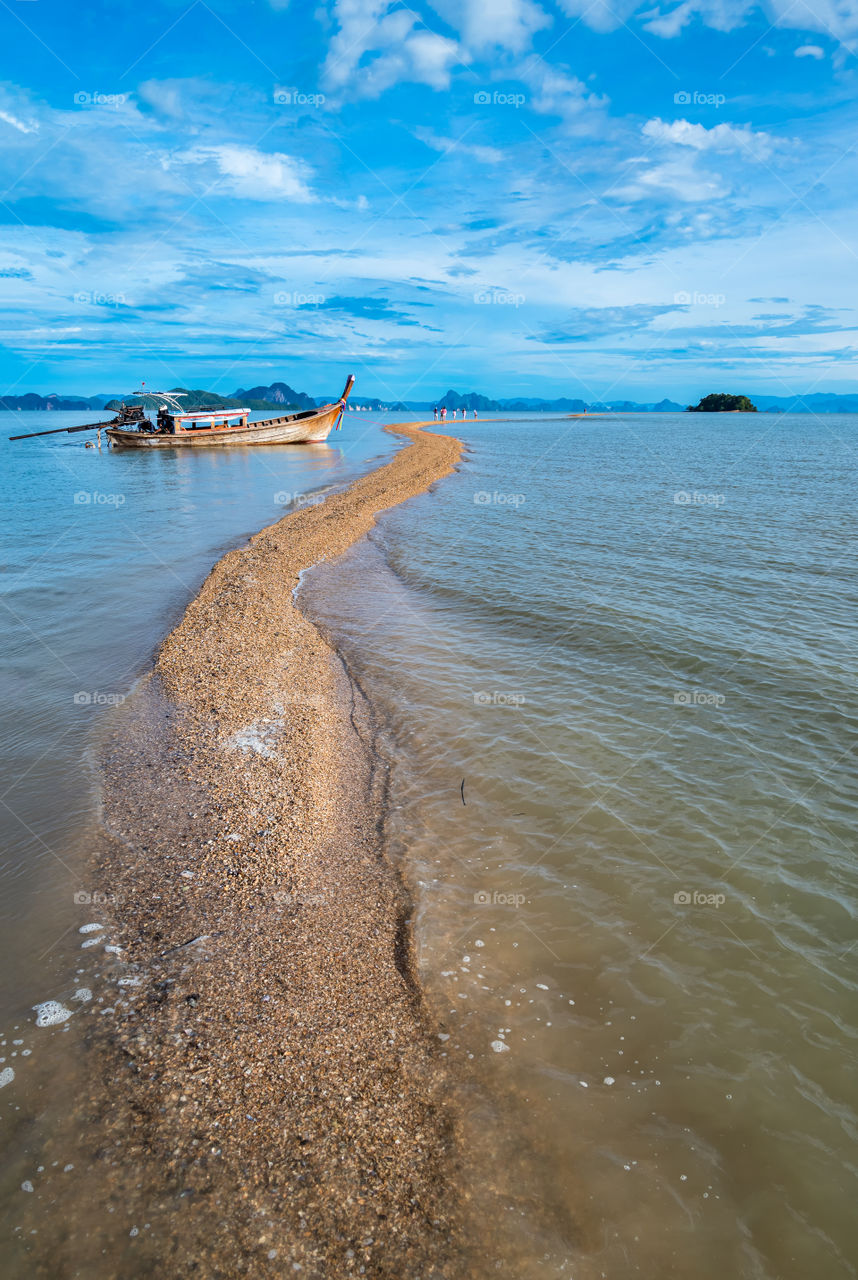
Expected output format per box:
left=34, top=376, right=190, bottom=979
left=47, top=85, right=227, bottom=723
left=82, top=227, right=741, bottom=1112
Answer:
left=1, top=409, right=856, bottom=1278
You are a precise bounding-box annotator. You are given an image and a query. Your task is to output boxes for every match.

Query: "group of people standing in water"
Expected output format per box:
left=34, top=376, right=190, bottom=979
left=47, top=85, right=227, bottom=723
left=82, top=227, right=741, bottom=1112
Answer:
left=433, top=405, right=477, bottom=420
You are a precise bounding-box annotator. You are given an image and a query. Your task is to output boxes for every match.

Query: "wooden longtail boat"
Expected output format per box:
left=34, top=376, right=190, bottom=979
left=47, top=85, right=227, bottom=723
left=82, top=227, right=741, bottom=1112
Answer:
left=9, top=376, right=355, bottom=447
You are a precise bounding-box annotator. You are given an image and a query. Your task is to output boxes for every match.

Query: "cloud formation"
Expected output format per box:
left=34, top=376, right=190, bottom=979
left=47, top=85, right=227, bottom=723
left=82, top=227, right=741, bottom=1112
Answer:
left=323, top=1, right=462, bottom=98
left=0, top=0, right=854, bottom=398
left=178, top=146, right=315, bottom=203
left=643, top=117, right=779, bottom=160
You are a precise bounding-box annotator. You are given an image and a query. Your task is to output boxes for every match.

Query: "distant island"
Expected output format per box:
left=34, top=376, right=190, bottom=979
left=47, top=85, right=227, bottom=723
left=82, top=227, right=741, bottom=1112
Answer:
left=687, top=393, right=758, bottom=413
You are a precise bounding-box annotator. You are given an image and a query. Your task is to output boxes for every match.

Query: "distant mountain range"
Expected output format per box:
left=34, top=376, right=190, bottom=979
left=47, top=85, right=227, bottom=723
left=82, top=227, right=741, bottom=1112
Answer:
left=232, top=381, right=316, bottom=410
left=235, top=382, right=387, bottom=410
left=432, top=391, right=858, bottom=413
left=0, top=382, right=318, bottom=413
left=0, top=392, right=99, bottom=411
left=747, top=393, right=858, bottom=413
left=103, top=388, right=295, bottom=413
left=384, top=390, right=858, bottom=414
left=6, top=383, right=858, bottom=414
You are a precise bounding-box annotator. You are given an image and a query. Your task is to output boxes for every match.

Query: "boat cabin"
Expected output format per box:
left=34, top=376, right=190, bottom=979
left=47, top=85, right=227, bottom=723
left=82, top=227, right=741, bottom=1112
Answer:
left=157, top=407, right=251, bottom=434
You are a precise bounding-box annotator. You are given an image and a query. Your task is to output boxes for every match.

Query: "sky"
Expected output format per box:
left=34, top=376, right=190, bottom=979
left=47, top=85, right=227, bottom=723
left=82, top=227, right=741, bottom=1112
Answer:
left=0, top=0, right=856, bottom=403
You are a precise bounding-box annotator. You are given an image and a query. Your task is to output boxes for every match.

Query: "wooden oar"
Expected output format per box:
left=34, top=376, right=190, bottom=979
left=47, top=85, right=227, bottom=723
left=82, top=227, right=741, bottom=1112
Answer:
left=9, top=420, right=113, bottom=442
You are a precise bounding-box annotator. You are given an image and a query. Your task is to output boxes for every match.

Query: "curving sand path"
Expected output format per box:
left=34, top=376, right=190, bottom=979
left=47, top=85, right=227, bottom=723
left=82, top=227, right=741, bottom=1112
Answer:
left=95, top=423, right=480, bottom=1278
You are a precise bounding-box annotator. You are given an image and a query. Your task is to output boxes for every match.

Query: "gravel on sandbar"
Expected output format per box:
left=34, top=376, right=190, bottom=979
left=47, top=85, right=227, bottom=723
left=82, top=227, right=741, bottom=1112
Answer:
left=89, top=423, right=488, bottom=1278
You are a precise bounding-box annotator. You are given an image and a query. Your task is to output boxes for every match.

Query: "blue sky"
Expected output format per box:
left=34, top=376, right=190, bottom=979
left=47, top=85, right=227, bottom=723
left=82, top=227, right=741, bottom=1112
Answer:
left=0, top=0, right=856, bottom=401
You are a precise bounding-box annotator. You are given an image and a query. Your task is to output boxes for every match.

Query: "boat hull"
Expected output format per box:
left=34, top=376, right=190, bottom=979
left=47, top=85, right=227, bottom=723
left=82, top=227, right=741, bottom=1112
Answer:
left=106, top=402, right=342, bottom=448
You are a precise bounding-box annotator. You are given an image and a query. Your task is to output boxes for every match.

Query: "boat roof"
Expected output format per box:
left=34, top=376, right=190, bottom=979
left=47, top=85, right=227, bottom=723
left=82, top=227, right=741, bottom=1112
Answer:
left=173, top=408, right=250, bottom=421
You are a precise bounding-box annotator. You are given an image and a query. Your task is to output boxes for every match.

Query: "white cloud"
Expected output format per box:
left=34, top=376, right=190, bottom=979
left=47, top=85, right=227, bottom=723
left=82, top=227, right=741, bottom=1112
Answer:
left=556, top=0, right=858, bottom=44
left=523, top=63, right=608, bottom=117
left=404, top=29, right=461, bottom=87
left=0, top=109, right=38, bottom=135
left=795, top=43, right=825, bottom=57
left=414, top=126, right=504, bottom=164
left=554, top=0, right=638, bottom=32
left=429, top=0, right=551, bottom=52
left=640, top=1, right=696, bottom=37
left=323, top=1, right=462, bottom=99
left=179, top=146, right=314, bottom=202
left=615, top=157, right=727, bottom=202
left=642, top=0, right=752, bottom=34
left=768, top=0, right=857, bottom=46
left=643, top=117, right=778, bottom=160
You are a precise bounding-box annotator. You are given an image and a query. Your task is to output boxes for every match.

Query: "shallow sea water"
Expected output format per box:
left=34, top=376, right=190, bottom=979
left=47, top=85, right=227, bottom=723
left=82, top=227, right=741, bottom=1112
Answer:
left=0, top=408, right=402, bottom=1272
left=2, top=408, right=856, bottom=1277
left=300, top=412, right=858, bottom=1279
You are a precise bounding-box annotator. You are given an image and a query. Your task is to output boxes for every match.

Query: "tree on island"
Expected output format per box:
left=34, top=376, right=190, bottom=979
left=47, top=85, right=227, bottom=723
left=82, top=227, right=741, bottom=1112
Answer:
left=687, top=393, right=758, bottom=412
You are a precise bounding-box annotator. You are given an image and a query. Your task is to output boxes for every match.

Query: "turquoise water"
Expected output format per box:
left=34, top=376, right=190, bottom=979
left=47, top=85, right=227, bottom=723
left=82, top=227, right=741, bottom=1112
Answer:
left=300, top=413, right=858, bottom=1279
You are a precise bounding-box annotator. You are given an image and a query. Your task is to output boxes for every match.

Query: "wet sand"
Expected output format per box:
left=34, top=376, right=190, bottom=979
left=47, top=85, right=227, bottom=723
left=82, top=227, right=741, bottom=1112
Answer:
left=89, top=423, right=478, bottom=1276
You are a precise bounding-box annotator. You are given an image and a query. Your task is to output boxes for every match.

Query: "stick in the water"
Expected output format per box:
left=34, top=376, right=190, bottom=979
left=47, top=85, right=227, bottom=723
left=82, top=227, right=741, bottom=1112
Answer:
left=9, top=421, right=112, bottom=441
